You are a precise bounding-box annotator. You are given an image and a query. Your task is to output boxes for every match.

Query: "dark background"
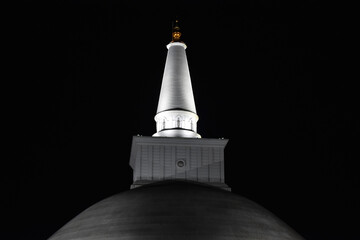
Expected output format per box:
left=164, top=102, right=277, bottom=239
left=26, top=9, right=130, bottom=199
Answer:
left=5, top=1, right=358, bottom=239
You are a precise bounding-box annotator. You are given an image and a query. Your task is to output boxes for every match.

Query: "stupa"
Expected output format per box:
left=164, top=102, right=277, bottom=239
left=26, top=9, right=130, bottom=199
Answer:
left=48, top=20, right=304, bottom=240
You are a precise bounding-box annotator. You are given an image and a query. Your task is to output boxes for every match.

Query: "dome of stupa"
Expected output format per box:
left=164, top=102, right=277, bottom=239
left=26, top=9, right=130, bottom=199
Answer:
left=48, top=180, right=304, bottom=240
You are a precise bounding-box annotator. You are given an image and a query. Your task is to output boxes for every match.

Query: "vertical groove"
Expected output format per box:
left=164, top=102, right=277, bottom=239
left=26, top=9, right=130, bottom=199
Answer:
left=139, top=145, right=142, bottom=180
left=208, top=147, right=210, bottom=183
left=163, top=145, right=165, bottom=180
left=151, top=145, right=153, bottom=180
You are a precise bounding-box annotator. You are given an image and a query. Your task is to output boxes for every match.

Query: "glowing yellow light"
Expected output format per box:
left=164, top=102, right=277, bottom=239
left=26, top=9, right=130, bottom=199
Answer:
left=172, top=31, right=181, bottom=42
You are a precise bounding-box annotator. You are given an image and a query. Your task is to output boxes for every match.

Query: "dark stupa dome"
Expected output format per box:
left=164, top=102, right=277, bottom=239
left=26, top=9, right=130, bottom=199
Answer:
left=48, top=180, right=304, bottom=240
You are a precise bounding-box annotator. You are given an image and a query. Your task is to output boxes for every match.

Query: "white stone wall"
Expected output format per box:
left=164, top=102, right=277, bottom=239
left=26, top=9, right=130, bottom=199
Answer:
left=129, top=136, right=229, bottom=190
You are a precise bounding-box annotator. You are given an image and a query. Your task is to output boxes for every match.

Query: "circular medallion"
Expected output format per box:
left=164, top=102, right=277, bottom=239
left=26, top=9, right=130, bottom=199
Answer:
left=176, top=159, right=185, bottom=167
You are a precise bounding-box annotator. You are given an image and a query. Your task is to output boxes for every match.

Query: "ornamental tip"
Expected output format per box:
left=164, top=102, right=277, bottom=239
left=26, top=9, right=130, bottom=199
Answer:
left=172, top=19, right=182, bottom=42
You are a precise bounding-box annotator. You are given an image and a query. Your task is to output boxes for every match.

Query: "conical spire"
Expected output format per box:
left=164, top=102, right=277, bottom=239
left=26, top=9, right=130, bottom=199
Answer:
left=153, top=21, right=200, bottom=138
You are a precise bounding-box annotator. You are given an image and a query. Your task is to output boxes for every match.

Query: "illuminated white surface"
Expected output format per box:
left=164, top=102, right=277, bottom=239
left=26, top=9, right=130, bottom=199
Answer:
left=155, top=110, right=198, bottom=132
left=154, top=42, right=200, bottom=138
left=153, top=129, right=201, bottom=138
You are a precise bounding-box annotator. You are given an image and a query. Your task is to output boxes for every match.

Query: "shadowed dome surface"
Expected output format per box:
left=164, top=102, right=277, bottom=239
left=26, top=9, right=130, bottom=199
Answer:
left=48, top=180, right=304, bottom=240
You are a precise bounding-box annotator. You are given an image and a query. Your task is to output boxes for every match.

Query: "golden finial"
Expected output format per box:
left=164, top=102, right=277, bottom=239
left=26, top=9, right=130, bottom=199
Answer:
left=172, top=20, right=182, bottom=42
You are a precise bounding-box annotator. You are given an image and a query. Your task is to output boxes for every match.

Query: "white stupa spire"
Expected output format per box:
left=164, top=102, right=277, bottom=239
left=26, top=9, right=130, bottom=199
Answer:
left=153, top=20, right=201, bottom=138
left=130, top=21, right=229, bottom=190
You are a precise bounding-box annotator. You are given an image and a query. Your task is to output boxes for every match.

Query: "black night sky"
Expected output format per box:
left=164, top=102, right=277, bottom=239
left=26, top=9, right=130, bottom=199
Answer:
left=6, top=1, right=358, bottom=239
